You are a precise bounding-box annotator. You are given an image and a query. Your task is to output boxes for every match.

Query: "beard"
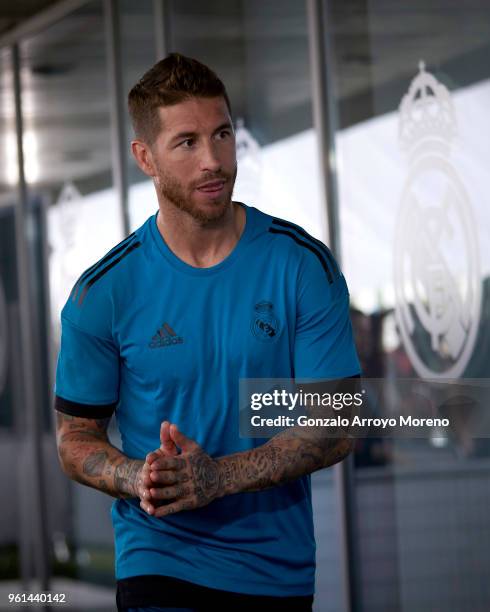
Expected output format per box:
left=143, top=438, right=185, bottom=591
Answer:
left=154, top=161, right=237, bottom=225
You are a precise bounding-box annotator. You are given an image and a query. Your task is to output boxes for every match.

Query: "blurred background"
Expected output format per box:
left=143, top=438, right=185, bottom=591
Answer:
left=0, top=0, right=489, bottom=610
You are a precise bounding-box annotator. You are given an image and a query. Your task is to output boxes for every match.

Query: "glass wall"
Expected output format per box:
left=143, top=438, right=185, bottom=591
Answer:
left=239, top=1, right=328, bottom=238
left=327, top=0, right=490, bottom=609
left=119, top=0, right=159, bottom=231
left=0, top=47, right=17, bottom=429
left=0, top=46, right=22, bottom=581
left=18, top=0, right=122, bottom=597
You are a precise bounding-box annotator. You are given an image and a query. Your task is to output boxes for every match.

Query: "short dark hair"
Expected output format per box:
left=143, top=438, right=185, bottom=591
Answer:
left=128, top=53, right=232, bottom=146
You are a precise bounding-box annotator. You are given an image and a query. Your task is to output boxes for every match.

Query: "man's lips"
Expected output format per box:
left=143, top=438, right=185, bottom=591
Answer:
left=196, top=179, right=226, bottom=192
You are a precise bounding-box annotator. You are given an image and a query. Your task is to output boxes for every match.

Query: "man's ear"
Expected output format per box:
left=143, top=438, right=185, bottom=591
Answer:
left=131, top=140, right=157, bottom=177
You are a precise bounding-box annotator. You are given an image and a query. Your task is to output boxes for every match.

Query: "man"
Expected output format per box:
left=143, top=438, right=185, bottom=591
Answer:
left=55, top=53, right=360, bottom=611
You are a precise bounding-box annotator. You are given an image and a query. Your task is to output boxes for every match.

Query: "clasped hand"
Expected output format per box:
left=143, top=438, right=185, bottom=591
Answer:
left=136, top=422, right=222, bottom=518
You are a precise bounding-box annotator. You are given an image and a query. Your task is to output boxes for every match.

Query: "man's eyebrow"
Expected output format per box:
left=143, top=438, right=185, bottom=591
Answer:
left=170, top=130, right=197, bottom=143
left=213, top=121, right=233, bottom=134
left=170, top=122, right=233, bottom=144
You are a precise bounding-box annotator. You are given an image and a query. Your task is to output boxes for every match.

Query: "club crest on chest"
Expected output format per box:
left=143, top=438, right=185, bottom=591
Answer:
left=251, top=301, right=280, bottom=342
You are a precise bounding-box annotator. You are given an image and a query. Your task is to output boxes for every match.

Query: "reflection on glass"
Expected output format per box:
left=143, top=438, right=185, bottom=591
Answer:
left=330, top=0, right=490, bottom=609
left=0, top=49, right=16, bottom=196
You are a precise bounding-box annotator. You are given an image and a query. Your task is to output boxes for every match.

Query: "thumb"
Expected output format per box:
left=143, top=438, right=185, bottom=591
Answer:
left=169, top=424, right=199, bottom=452
left=160, top=421, right=178, bottom=456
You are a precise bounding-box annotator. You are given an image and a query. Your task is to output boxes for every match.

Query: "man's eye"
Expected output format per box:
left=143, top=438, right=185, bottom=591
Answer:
left=180, top=139, right=194, bottom=148
left=217, top=130, right=231, bottom=140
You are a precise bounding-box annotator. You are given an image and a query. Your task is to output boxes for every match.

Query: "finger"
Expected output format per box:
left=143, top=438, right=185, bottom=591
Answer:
left=160, top=421, right=169, bottom=447
left=138, top=473, right=153, bottom=500
left=150, top=484, right=190, bottom=500
left=149, top=469, right=188, bottom=486
left=146, top=447, right=173, bottom=465
left=146, top=450, right=162, bottom=465
left=140, top=486, right=152, bottom=501
left=140, top=498, right=156, bottom=515
left=160, top=421, right=178, bottom=456
left=147, top=447, right=175, bottom=466
left=149, top=455, right=187, bottom=471
left=154, top=499, right=196, bottom=518
left=169, top=425, right=200, bottom=453
left=140, top=462, right=154, bottom=488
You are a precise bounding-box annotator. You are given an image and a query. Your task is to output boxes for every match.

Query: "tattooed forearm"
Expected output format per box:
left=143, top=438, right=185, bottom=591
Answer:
left=98, top=479, right=110, bottom=493
left=83, top=451, right=108, bottom=477
left=55, top=411, right=143, bottom=499
left=216, top=429, right=354, bottom=497
left=60, top=431, right=108, bottom=443
left=188, top=452, right=220, bottom=505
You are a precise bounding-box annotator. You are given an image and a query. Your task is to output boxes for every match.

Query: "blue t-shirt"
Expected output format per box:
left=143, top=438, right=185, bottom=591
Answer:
left=54, top=203, right=360, bottom=596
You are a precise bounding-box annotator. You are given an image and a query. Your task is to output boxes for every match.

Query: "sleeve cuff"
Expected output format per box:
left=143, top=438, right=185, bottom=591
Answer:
left=54, top=395, right=116, bottom=418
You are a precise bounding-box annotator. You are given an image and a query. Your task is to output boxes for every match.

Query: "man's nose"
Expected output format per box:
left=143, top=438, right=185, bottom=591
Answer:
left=199, top=142, right=221, bottom=173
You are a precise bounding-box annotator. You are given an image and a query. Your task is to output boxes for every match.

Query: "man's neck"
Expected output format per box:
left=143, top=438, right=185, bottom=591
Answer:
left=156, top=201, right=246, bottom=268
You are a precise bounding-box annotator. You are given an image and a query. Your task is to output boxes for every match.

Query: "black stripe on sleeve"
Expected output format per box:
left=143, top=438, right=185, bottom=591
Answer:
left=77, top=241, right=141, bottom=305
left=272, top=218, right=340, bottom=278
left=71, top=233, right=136, bottom=302
left=55, top=395, right=116, bottom=418
left=296, top=374, right=362, bottom=395
left=268, top=227, right=333, bottom=283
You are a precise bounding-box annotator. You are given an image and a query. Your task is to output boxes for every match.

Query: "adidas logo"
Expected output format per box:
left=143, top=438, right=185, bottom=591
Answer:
left=149, top=322, right=184, bottom=349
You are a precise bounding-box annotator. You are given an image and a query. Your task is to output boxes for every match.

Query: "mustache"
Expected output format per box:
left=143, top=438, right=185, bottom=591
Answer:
left=191, top=165, right=237, bottom=189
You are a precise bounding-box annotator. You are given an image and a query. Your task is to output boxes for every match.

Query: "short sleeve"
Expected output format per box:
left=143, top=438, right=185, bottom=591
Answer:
left=294, top=256, right=361, bottom=381
left=54, top=316, right=120, bottom=418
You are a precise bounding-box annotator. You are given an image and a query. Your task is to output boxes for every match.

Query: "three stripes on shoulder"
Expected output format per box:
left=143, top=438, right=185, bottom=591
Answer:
left=70, top=233, right=141, bottom=306
left=269, top=218, right=340, bottom=284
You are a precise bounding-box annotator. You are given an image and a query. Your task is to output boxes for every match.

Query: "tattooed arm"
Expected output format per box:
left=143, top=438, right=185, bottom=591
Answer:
left=55, top=411, right=145, bottom=499
left=216, top=428, right=353, bottom=497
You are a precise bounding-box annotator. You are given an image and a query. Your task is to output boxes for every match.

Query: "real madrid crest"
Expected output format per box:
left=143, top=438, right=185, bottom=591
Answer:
left=251, top=301, right=280, bottom=342
left=394, top=61, right=481, bottom=378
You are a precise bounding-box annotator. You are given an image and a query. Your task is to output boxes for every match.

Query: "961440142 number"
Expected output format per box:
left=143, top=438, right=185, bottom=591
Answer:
left=8, top=593, right=66, bottom=604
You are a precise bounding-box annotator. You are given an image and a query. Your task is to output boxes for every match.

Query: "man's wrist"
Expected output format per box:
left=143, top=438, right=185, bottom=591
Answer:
left=114, top=458, right=145, bottom=498
left=215, top=457, right=230, bottom=499
left=215, top=453, right=252, bottom=497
